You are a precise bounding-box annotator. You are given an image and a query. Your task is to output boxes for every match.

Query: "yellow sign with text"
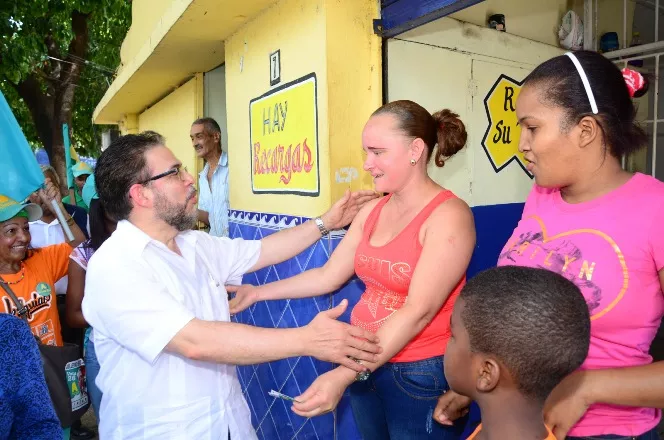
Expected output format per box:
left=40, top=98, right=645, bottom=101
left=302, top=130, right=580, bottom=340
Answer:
left=481, top=74, right=532, bottom=177
left=250, top=73, right=319, bottom=195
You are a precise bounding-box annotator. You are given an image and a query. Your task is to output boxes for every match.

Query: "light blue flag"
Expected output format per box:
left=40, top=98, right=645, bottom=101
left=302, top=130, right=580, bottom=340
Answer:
left=0, top=90, right=44, bottom=202
left=63, top=123, right=74, bottom=189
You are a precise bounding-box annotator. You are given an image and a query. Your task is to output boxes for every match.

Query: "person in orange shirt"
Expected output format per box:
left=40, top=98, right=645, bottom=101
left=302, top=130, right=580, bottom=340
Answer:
left=0, top=179, right=86, bottom=347
left=440, top=266, right=590, bottom=440
left=0, top=180, right=86, bottom=440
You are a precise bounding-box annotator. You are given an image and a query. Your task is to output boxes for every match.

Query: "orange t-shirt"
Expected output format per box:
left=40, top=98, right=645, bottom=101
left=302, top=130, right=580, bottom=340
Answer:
left=351, top=190, right=465, bottom=362
left=467, top=424, right=556, bottom=440
left=0, top=243, right=72, bottom=346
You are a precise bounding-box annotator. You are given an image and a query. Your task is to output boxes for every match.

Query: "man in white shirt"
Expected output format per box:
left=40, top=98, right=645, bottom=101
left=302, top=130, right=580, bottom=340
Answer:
left=82, top=132, right=380, bottom=439
left=192, top=118, right=230, bottom=237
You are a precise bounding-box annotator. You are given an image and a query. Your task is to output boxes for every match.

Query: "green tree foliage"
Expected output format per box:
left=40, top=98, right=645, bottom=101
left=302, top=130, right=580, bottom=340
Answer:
left=0, top=1, right=131, bottom=191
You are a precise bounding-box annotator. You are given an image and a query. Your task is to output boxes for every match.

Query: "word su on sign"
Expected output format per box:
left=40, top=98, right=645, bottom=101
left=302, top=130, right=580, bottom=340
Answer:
left=481, top=74, right=532, bottom=178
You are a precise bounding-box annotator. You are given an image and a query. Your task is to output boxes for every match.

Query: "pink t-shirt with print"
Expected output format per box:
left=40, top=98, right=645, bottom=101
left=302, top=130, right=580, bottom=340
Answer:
left=497, top=173, right=664, bottom=437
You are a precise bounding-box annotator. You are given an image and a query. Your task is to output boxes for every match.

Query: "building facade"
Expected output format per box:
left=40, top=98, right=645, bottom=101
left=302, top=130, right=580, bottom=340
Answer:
left=94, top=1, right=660, bottom=438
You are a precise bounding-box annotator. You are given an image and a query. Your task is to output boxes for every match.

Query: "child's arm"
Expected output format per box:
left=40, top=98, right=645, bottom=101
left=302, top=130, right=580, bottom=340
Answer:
left=434, top=391, right=472, bottom=426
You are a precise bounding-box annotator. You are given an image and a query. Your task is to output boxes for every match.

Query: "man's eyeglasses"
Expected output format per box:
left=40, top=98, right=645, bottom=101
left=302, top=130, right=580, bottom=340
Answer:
left=139, top=166, right=188, bottom=185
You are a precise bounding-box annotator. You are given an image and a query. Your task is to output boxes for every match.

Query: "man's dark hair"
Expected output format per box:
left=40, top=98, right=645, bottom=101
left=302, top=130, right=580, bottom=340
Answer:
left=87, top=198, right=114, bottom=251
left=95, top=133, right=163, bottom=220
left=192, top=117, right=221, bottom=138
left=461, top=266, right=590, bottom=402
left=140, top=130, right=166, bottom=144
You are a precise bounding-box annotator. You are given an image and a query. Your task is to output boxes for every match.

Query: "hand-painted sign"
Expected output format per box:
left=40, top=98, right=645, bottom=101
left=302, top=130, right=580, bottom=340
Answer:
left=250, top=73, right=319, bottom=195
left=481, top=74, right=532, bottom=178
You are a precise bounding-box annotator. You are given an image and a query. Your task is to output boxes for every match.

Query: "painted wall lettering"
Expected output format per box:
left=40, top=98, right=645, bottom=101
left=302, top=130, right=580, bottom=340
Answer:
left=253, top=140, right=314, bottom=185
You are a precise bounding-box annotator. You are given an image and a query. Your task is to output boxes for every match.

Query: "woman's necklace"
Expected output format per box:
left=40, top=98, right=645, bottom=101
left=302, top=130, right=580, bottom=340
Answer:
left=0, top=263, right=26, bottom=285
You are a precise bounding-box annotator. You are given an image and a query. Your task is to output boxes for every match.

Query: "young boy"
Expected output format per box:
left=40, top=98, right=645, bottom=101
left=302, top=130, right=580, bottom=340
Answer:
left=442, top=266, right=590, bottom=439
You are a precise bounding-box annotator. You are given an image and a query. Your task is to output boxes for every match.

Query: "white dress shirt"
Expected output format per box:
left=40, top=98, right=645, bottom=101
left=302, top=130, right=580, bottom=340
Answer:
left=198, top=152, right=230, bottom=237
left=82, top=220, right=261, bottom=439
left=29, top=219, right=68, bottom=295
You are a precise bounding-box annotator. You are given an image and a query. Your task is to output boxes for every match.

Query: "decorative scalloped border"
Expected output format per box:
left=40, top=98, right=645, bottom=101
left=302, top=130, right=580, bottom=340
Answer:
left=229, top=209, right=347, bottom=238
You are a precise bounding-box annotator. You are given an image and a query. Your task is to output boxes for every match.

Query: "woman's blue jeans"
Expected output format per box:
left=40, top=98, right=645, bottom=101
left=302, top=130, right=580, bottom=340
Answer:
left=85, top=338, right=102, bottom=420
left=349, top=355, right=466, bottom=440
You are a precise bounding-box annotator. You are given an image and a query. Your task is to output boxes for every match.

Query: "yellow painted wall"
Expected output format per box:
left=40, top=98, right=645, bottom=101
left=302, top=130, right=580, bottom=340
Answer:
left=450, top=0, right=576, bottom=47
left=325, top=0, right=382, bottom=200
left=389, top=17, right=564, bottom=207
left=118, top=114, right=139, bottom=135
left=452, top=0, right=636, bottom=50
left=390, top=6, right=644, bottom=206
left=138, top=75, right=204, bottom=179
left=225, top=0, right=380, bottom=216
left=569, top=0, right=637, bottom=49
left=225, top=0, right=328, bottom=216
left=119, top=0, right=175, bottom=69
left=597, top=0, right=636, bottom=49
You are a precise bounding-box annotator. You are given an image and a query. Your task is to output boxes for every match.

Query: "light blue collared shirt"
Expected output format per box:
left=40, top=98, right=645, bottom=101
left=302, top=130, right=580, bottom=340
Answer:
left=198, top=152, right=230, bottom=237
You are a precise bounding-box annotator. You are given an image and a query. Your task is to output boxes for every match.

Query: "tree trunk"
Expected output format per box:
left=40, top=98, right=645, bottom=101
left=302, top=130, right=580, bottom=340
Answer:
left=12, top=76, right=54, bottom=157
left=51, top=142, right=67, bottom=195
left=10, top=10, right=90, bottom=196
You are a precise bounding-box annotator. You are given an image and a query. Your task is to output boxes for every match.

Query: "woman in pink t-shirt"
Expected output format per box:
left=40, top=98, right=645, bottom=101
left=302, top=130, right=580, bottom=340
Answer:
left=436, top=51, right=664, bottom=439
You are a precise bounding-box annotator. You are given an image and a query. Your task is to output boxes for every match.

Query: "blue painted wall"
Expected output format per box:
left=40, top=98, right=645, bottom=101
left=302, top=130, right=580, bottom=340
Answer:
left=230, top=201, right=524, bottom=440
left=467, top=202, right=525, bottom=277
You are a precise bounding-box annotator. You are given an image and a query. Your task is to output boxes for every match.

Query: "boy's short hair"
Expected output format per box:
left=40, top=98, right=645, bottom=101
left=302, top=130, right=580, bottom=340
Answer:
left=461, top=266, right=590, bottom=401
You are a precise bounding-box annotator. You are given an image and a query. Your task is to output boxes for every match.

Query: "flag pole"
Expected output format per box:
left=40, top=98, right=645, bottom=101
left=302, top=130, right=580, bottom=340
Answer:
left=63, top=124, right=76, bottom=205
left=50, top=198, right=75, bottom=242
left=59, top=123, right=75, bottom=241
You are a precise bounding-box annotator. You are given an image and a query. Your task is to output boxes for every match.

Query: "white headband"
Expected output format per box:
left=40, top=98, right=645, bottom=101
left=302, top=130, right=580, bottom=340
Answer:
left=565, top=52, right=599, bottom=114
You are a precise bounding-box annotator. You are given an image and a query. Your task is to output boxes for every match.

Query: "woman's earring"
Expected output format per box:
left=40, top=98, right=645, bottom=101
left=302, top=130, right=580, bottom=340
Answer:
left=410, top=159, right=417, bottom=166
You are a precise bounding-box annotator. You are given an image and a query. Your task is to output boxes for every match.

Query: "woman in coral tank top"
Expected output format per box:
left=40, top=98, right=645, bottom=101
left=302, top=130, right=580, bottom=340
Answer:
left=229, top=100, right=476, bottom=439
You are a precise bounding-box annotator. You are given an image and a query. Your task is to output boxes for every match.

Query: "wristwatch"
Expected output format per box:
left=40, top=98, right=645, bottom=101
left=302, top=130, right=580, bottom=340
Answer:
left=314, top=217, right=330, bottom=237
left=350, top=357, right=370, bottom=382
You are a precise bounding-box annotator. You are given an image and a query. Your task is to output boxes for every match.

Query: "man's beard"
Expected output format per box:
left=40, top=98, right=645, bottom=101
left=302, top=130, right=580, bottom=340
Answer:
left=154, top=188, right=197, bottom=232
